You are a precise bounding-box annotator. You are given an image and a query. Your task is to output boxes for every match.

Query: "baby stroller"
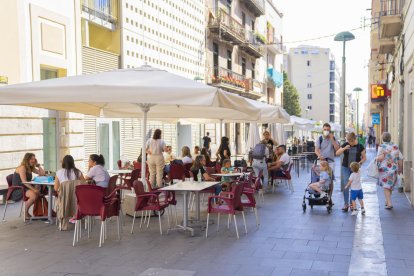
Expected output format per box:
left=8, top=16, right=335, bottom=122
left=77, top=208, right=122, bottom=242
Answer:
left=302, top=160, right=333, bottom=213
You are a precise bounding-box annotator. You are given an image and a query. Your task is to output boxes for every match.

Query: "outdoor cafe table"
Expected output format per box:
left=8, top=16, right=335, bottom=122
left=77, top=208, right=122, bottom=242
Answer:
left=23, top=181, right=54, bottom=224
left=160, top=181, right=219, bottom=236
left=211, top=173, right=245, bottom=177
left=108, top=169, right=132, bottom=174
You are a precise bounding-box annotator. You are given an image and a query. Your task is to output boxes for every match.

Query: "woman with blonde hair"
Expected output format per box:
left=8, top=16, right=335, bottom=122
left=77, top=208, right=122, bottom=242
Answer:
left=12, top=153, right=45, bottom=219
left=181, top=146, right=193, bottom=164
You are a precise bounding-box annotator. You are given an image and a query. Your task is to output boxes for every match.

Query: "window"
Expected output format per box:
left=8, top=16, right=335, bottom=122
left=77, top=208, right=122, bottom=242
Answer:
left=330, top=83, right=335, bottom=92
left=251, top=63, right=255, bottom=79
left=330, top=115, right=335, bottom=122
left=227, top=50, right=232, bottom=70
left=307, top=60, right=311, bottom=66
left=330, top=94, right=335, bottom=103
left=226, top=0, right=232, bottom=14
left=213, top=43, right=219, bottom=77
left=307, top=94, right=312, bottom=99
left=251, top=20, right=255, bottom=31
left=330, top=61, right=335, bottom=70
left=307, top=106, right=312, bottom=110
left=242, top=58, right=246, bottom=76
left=330, top=72, right=335, bottom=81
left=307, top=83, right=312, bottom=88
left=242, top=12, right=246, bottom=27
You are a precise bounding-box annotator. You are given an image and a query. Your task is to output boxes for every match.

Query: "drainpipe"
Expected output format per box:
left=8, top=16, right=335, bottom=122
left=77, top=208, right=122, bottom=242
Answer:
left=398, top=35, right=404, bottom=151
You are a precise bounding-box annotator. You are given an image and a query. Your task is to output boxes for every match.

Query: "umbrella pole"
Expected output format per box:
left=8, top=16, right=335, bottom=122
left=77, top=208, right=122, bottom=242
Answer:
left=140, top=104, right=151, bottom=191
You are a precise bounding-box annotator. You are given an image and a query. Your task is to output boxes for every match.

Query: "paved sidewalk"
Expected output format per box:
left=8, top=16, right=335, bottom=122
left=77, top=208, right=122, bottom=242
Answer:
left=0, top=150, right=413, bottom=276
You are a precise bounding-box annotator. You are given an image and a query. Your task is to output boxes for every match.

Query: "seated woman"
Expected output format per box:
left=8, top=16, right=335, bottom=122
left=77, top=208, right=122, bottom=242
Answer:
left=191, top=155, right=221, bottom=195
left=201, top=148, right=214, bottom=167
left=181, top=146, right=193, bottom=164
left=193, top=146, right=201, bottom=157
left=220, top=159, right=234, bottom=191
left=13, top=153, right=45, bottom=219
left=85, top=154, right=110, bottom=188
left=54, top=155, right=85, bottom=192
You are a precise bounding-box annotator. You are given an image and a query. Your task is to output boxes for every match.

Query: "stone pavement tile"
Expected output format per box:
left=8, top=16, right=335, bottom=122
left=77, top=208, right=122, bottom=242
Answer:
left=235, top=264, right=276, bottom=276
left=332, top=254, right=351, bottom=263
left=300, top=252, right=334, bottom=262
left=138, top=268, right=196, bottom=276
left=318, top=246, right=352, bottom=256
left=311, top=260, right=349, bottom=273
left=336, top=241, right=353, bottom=249
left=385, top=258, right=407, bottom=268
left=252, top=249, right=285, bottom=258
left=282, top=251, right=301, bottom=259
left=261, top=259, right=313, bottom=270
left=307, top=240, right=338, bottom=248
left=405, top=259, right=414, bottom=268
left=270, top=267, right=292, bottom=276
left=194, top=264, right=240, bottom=276
left=387, top=266, right=414, bottom=276
left=290, top=268, right=328, bottom=276
left=327, top=272, right=347, bottom=276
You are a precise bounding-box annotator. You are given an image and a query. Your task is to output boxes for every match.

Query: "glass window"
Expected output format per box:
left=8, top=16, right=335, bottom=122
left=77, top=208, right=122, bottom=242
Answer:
left=252, top=63, right=255, bottom=79
left=307, top=60, right=311, bottom=66
left=307, top=94, right=312, bottom=99
left=227, top=50, right=232, bottom=70
left=242, top=58, right=246, bottom=76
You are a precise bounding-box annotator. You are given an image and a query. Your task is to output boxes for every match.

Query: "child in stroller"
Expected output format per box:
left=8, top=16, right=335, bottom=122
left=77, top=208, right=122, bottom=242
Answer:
left=309, top=161, right=332, bottom=198
left=302, top=160, right=334, bottom=213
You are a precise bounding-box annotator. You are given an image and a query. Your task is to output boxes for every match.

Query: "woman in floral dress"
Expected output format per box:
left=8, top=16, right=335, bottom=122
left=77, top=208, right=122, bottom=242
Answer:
left=376, top=132, right=403, bottom=209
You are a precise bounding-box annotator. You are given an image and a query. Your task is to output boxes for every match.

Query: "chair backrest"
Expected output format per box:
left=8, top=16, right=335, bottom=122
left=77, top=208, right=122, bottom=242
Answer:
left=106, top=175, right=118, bottom=195
left=132, top=180, right=151, bottom=210
left=6, top=174, right=13, bottom=187
left=169, top=163, right=185, bottom=181
left=129, top=169, right=141, bottom=183
left=184, top=163, right=193, bottom=178
left=254, top=170, right=263, bottom=190
left=117, top=160, right=122, bottom=169
left=205, top=166, right=216, bottom=175
left=215, top=163, right=222, bottom=173
left=231, top=182, right=244, bottom=211
left=75, top=185, right=105, bottom=217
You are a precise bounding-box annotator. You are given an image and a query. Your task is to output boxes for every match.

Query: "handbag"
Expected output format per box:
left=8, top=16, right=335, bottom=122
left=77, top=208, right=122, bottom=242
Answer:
left=367, top=159, right=379, bottom=179
left=396, top=174, right=403, bottom=188
left=33, top=196, right=48, bottom=216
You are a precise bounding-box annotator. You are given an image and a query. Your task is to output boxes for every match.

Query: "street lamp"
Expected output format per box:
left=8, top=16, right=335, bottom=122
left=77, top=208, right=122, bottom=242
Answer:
left=353, top=87, right=362, bottom=136
left=334, top=31, right=355, bottom=142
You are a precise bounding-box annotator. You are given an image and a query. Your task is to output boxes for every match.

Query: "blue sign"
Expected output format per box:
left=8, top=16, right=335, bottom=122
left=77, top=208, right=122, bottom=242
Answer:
left=372, top=113, right=380, bottom=125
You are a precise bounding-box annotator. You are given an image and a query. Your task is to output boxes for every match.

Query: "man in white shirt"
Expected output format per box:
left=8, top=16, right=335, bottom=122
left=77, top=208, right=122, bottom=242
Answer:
left=269, top=145, right=291, bottom=177
left=163, top=146, right=175, bottom=173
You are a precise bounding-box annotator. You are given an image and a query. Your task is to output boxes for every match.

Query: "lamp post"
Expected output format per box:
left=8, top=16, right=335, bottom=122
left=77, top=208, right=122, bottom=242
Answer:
left=334, top=31, right=355, bottom=142
left=353, top=87, right=362, bottom=136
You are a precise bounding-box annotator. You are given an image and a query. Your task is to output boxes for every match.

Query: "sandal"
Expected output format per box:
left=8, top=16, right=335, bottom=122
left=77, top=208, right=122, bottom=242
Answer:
left=385, top=205, right=393, bottom=209
left=342, top=205, right=349, bottom=212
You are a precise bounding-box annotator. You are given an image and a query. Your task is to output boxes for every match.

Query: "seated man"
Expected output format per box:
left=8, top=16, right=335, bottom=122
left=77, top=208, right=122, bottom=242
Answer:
left=268, top=145, right=291, bottom=177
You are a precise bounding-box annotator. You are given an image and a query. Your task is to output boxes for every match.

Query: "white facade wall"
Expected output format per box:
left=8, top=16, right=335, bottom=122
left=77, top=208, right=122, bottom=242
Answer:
left=0, top=0, right=82, bottom=181
left=287, top=46, right=340, bottom=123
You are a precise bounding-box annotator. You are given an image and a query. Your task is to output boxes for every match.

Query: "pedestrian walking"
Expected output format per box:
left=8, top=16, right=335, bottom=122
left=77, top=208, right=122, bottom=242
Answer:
left=202, top=132, right=211, bottom=155
left=336, top=132, right=366, bottom=212
left=344, top=162, right=365, bottom=216
left=146, top=129, right=166, bottom=188
left=376, top=132, right=403, bottom=209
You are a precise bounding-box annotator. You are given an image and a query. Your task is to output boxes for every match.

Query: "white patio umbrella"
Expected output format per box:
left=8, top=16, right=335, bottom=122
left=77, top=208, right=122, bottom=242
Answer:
left=0, top=65, right=259, bottom=184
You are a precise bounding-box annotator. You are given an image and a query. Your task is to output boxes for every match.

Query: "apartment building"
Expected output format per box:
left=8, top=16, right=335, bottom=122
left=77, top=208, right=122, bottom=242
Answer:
left=286, top=46, right=341, bottom=123
left=369, top=0, right=414, bottom=204
left=0, top=0, right=82, bottom=180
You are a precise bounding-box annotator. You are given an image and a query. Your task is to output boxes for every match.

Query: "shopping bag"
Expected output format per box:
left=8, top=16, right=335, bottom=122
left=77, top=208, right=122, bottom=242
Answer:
left=367, top=159, right=379, bottom=179
left=396, top=174, right=403, bottom=188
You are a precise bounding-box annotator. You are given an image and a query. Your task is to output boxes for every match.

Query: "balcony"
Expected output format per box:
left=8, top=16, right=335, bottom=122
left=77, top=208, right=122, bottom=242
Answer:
left=378, top=0, right=403, bottom=38
left=210, top=67, right=247, bottom=93
left=243, top=79, right=265, bottom=99
left=240, top=31, right=265, bottom=58
left=267, top=34, right=283, bottom=54
left=379, top=37, right=396, bottom=54
left=208, top=10, right=246, bottom=45
left=81, top=0, right=118, bottom=30
left=240, top=0, right=265, bottom=17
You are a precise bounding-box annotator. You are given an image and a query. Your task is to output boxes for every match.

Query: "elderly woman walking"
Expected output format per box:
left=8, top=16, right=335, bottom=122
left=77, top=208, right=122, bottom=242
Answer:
left=376, top=132, right=403, bottom=209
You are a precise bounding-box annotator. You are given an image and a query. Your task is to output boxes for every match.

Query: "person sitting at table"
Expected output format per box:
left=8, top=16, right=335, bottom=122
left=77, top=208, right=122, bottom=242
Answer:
left=13, top=152, right=45, bottom=219
left=193, top=146, right=201, bottom=157
left=201, top=148, right=214, bottom=167
left=181, top=146, right=193, bottom=164
left=220, top=159, right=234, bottom=191
left=163, top=145, right=175, bottom=173
left=54, top=155, right=85, bottom=192
left=268, top=145, right=291, bottom=177
left=191, top=155, right=221, bottom=195
left=85, top=154, right=110, bottom=188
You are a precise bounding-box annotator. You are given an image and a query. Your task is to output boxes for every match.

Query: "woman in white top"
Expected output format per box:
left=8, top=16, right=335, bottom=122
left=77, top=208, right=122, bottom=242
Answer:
left=85, top=154, right=110, bottom=188
left=181, top=146, right=193, bottom=164
left=54, top=155, right=85, bottom=193
left=146, top=129, right=166, bottom=188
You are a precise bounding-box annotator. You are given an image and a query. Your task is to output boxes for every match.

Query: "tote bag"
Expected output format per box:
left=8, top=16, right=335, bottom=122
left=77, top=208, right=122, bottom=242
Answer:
left=367, top=159, right=379, bottom=179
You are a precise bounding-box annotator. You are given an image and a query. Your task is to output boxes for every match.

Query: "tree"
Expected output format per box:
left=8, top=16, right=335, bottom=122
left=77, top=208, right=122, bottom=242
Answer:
left=282, top=71, right=301, bottom=116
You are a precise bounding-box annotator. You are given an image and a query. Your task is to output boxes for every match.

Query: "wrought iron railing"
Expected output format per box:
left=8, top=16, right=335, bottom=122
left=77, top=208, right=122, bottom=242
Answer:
left=379, top=0, right=404, bottom=16
left=211, top=67, right=246, bottom=90
left=209, top=10, right=246, bottom=40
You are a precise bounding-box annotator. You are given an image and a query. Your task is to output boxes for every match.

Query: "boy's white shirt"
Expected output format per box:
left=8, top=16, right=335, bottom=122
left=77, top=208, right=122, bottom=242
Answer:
left=347, top=172, right=362, bottom=190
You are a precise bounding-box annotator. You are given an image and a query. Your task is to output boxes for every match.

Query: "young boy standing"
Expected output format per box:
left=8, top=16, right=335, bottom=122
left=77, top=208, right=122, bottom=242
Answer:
left=345, top=162, right=365, bottom=216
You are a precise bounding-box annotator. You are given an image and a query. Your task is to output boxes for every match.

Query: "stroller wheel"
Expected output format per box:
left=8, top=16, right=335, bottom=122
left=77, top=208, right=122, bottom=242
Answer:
left=302, top=203, right=306, bottom=212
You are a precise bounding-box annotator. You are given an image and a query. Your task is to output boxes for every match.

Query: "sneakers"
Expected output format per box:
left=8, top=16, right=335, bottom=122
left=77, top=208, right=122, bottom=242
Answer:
left=351, top=209, right=358, bottom=216
left=361, top=208, right=366, bottom=215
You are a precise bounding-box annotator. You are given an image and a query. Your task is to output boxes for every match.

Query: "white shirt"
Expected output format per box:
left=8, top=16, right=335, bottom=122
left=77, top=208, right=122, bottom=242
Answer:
left=279, top=153, right=291, bottom=167
left=87, top=165, right=110, bottom=188
left=349, top=172, right=362, bottom=190
left=182, top=156, right=193, bottom=164
left=146, top=138, right=166, bottom=155
left=56, top=169, right=79, bottom=183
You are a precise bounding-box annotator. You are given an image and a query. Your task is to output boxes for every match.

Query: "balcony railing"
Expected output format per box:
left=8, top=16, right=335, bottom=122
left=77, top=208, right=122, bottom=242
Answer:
left=240, top=31, right=265, bottom=58
left=211, top=67, right=247, bottom=91
left=245, top=79, right=265, bottom=95
left=82, top=0, right=118, bottom=24
left=377, top=0, right=404, bottom=38
left=208, top=10, right=246, bottom=44
left=240, top=0, right=265, bottom=17
left=267, top=34, right=283, bottom=54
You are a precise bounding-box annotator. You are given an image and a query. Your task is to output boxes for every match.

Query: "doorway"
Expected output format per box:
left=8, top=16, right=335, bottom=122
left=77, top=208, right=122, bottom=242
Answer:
left=97, top=119, right=121, bottom=170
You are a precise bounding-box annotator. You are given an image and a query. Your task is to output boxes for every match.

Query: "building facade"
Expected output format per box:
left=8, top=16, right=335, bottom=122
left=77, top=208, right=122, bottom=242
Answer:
left=369, top=0, right=414, bottom=204
left=286, top=46, right=340, bottom=123
left=0, top=0, right=82, bottom=180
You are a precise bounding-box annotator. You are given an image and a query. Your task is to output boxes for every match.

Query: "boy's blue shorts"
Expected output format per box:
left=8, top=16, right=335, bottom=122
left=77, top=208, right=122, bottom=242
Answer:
left=350, top=189, right=364, bottom=201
